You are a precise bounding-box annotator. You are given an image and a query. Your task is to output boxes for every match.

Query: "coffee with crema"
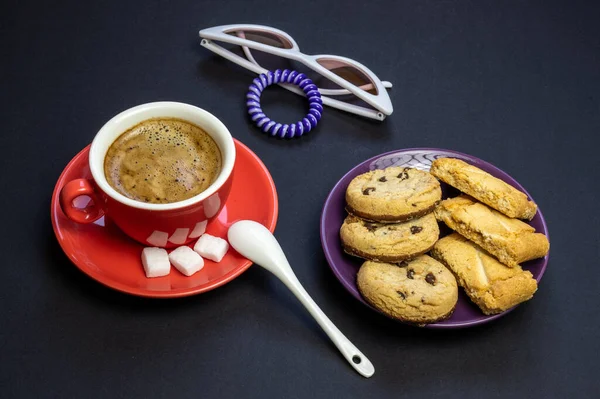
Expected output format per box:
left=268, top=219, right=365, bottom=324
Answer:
left=104, top=118, right=222, bottom=204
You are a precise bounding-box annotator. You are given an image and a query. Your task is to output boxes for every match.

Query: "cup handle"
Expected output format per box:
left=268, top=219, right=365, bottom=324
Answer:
left=59, top=179, right=104, bottom=223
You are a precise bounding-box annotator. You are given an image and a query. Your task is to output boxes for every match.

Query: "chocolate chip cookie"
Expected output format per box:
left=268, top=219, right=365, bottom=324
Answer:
left=357, top=255, right=458, bottom=324
left=340, top=213, right=439, bottom=262
left=345, top=166, right=441, bottom=223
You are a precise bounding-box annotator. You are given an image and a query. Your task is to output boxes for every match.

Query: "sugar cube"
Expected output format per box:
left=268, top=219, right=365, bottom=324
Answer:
left=141, top=247, right=170, bottom=278
left=193, top=234, right=229, bottom=262
left=168, top=246, right=204, bottom=276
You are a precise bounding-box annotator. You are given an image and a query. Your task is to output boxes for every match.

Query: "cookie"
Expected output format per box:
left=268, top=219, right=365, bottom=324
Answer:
left=434, top=195, right=549, bottom=267
left=430, top=158, right=537, bottom=220
left=431, top=233, right=538, bottom=315
left=357, top=255, right=458, bottom=324
left=345, top=166, right=441, bottom=223
left=340, top=213, right=439, bottom=262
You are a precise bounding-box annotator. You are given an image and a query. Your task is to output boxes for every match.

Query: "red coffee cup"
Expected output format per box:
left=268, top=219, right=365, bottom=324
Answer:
left=59, top=102, right=236, bottom=248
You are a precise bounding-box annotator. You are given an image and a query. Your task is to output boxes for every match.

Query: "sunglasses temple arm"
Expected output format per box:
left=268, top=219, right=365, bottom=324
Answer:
left=200, top=40, right=386, bottom=121
left=234, top=31, right=262, bottom=67
left=319, top=81, right=392, bottom=96
left=279, top=83, right=386, bottom=120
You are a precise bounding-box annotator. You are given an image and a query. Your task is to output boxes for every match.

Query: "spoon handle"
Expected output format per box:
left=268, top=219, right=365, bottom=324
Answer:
left=227, top=220, right=374, bottom=378
left=261, top=260, right=375, bottom=378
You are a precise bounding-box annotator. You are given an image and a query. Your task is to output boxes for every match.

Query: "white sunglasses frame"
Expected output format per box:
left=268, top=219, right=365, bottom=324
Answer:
left=238, top=31, right=393, bottom=97
left=199, top=24, right=393, bottom=121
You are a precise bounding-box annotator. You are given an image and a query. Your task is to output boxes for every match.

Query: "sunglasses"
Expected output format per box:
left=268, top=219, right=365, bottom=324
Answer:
left=199, top=24, right=393, bottom=121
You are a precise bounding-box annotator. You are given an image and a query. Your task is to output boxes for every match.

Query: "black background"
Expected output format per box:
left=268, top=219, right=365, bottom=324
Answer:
left=1, top=1, right=599, bottom=398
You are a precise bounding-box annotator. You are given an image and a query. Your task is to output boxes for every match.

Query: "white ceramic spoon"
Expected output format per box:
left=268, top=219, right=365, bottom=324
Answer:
left=227, top=220, right=375, bottom=378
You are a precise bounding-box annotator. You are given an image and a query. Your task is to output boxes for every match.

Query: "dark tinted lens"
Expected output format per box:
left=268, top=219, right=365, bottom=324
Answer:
left=226, top=29, right=293, bottom=49
left=316, top=58, right=378, bottom=95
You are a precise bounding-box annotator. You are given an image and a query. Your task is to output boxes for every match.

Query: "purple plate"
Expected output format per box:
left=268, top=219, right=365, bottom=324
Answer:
left=320, top=148, right=550, bottom=329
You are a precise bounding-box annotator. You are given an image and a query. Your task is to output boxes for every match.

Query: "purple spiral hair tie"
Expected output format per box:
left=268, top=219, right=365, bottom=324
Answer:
left=246, top=69, right=323, bottom=138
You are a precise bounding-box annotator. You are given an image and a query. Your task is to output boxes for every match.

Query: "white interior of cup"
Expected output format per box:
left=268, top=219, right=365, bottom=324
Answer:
left=89, top=102, right=236, bottom=211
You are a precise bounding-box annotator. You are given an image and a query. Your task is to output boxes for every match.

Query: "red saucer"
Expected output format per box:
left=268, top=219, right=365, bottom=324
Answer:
left=51, top=139, right=278, bottom=298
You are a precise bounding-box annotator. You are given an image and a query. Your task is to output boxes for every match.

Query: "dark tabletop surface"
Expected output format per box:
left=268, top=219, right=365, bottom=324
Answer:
left=2, top=0, right=599, bottom=397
